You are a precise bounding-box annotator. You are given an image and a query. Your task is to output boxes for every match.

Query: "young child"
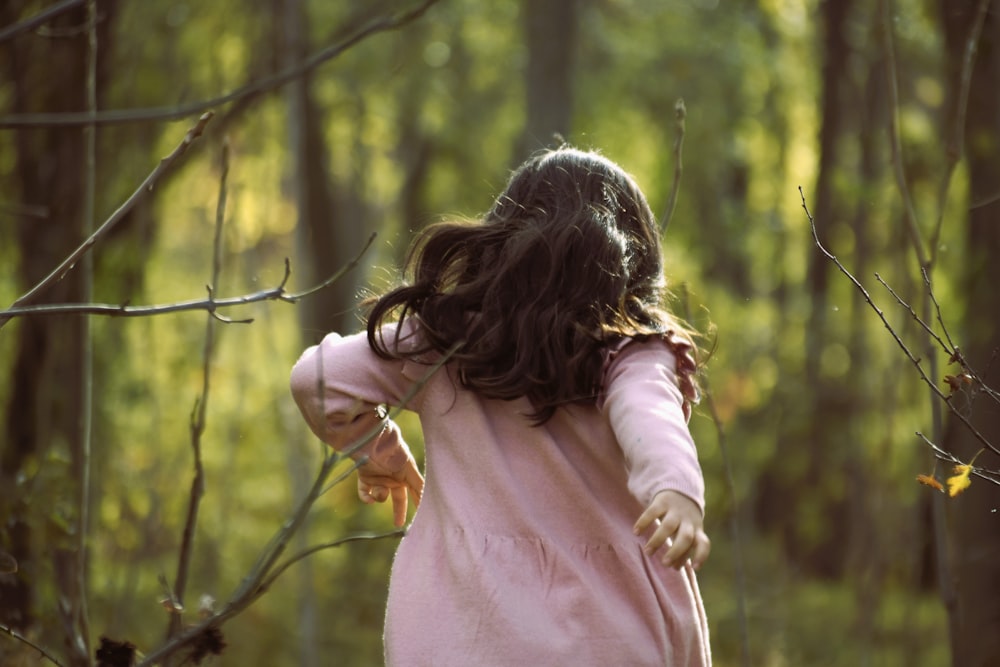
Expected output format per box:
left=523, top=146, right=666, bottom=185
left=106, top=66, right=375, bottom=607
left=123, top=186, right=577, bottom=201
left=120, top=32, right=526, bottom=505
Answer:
left=290, top=147, right=711, bottom=665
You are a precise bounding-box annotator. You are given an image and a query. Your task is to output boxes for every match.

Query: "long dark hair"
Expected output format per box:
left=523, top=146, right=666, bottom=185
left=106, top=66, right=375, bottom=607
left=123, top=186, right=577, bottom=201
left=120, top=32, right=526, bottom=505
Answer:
left=367, top=147, right=696, bottom=422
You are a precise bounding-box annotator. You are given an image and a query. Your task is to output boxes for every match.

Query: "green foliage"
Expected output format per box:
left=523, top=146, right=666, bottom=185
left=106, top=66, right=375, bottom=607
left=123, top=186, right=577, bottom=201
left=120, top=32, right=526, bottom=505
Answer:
left=4, top=0, right=979, bottom=663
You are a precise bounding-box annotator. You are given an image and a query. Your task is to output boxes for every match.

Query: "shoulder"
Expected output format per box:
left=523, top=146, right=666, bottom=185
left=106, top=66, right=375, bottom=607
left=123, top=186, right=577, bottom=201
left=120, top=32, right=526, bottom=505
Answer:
left=601, top=332, right=699, bottom=419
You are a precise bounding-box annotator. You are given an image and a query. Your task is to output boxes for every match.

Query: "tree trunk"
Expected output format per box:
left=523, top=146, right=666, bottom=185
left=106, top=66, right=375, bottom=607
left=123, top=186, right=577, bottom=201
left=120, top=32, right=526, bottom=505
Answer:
left=281, top=1, right=322, bottom=664
left=804, top=0, right=852, bottom=386
left=940, top=2, right=1000, bottom=665
left=0, top=2, right=114, bottom=664
left=515, top=0, right=577, bottom=160
left=755, top=0, right=855, bottom=579
left=845, top=29, right=888, bottom=658
left=287, top=37, right=368, bottom=338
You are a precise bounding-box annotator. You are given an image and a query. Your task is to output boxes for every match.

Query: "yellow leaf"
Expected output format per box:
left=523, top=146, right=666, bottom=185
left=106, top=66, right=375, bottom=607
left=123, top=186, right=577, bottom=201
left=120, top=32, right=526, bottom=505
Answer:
left=946, top=464, right=973, bottom=497
left=916, top=473, right=944, bottom=493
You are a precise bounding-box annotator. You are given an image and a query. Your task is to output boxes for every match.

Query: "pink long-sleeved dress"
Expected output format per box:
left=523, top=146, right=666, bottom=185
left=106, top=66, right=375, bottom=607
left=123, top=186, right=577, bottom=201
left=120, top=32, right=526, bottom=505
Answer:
left=290, top=321, right=710, bottom=666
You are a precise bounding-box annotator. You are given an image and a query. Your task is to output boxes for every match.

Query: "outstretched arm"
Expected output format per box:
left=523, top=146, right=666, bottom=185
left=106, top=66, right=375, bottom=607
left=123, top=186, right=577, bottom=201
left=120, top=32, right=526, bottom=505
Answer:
left=603, top=338, right=709, bottom=570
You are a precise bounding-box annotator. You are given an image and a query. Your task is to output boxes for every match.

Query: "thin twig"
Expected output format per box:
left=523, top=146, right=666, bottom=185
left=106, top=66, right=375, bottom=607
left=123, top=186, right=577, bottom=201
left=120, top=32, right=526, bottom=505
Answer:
left=320, top=456, right=369, bottom=497
left=970, top=189, right=1000, bottom=210
left=0, top=623, right=65, bottom=667
left=0, top=112, right=214, bottom=330
left=801, top=187, right=921, bottom=367
left=923, top=267, right=958, bottom=352
left=678, top=287, right=749, bottom=666
left=876, top=271, right=1000, bottom=407
left=800, top=187, right=1000, bottom=460
left=136, top=342, right=458, bottom=667
left=284, top=232, right=379, bottom=301
left=701, top=384, right=750, bottom=665
left=660, top=98, right=686, bottom=234
left=880, top=0, right=928, bottom=268
left=0, top=0, right=85, bottom=43
left=69, top=1, right=98, bottom=661
left=257, top=529, right=406, bottom=596
left=0, top=0, right=441, bottom=129
left=930, top=0, right=991, bottom=264
left=917, top=432, right=1000, bottom=486
left=879, top=6, right=961, bottom=648
left=165, top=142, right=230, bottom=648
left=874, top=273, right=952, bottom=357
left=0, top=234, right=377, bottom=321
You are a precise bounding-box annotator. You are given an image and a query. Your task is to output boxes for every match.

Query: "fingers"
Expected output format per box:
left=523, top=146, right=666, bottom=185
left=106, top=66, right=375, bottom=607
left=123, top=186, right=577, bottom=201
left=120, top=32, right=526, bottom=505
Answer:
left=404, top=461, right=424, bottom=508
left=633, top=502, right=663, bottom=536
left=635, top=490, right=711, bottom=571
left=358, top=479, right=387, bottom=504
left=643, top=520, right=710, bottom=570
left=361, top=482, right=413, bottom=528
left=659, top=525, right=711, bottom=571
left=357, top=463, right=424, bottom=528
left=390, top=485, right=408, bottom=528
left=689, top=533, right=711, bottom=570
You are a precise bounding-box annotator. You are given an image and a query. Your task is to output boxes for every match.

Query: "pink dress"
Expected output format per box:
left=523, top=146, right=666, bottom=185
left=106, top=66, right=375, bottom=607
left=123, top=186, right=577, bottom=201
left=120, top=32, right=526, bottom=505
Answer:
left=290, top=321, right=710, bottom=666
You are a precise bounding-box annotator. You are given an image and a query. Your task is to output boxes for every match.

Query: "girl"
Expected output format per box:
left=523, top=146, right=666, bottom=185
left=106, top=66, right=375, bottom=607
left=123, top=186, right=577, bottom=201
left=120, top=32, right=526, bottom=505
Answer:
left=290, top=147, right=711, bottom=665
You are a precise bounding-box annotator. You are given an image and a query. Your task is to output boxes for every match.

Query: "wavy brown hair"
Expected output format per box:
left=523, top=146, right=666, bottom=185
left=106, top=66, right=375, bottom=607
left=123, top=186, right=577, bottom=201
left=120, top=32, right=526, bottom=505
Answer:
left=367, top=147, right=696, bottom=423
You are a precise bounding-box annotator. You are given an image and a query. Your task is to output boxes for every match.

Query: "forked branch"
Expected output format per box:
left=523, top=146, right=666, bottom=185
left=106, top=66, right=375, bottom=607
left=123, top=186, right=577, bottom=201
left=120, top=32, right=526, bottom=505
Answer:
left=135, top=343, right=459, bottom=666
left=800, top=187, right=1000, bottom=475
left=0, top=112, right=214, bottom=330
left=0, top=234, right=377, bottom=322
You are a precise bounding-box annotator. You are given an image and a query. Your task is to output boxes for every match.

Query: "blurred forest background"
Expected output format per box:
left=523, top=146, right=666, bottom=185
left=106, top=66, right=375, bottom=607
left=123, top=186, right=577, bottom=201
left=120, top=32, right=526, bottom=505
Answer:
left=2, top=0, right=1000, bottom=665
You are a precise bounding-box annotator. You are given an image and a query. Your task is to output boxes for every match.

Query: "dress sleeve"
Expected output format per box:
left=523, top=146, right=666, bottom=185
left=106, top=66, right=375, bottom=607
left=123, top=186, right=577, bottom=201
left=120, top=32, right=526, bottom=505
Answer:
left=601, top=338, right=705, bottom=513
left=289, top=323, right=419, bottom=472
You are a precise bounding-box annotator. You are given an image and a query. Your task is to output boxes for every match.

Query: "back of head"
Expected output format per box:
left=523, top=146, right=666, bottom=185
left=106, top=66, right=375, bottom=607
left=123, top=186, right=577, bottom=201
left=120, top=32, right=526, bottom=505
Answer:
left=369, top=147, right=683, bottom=422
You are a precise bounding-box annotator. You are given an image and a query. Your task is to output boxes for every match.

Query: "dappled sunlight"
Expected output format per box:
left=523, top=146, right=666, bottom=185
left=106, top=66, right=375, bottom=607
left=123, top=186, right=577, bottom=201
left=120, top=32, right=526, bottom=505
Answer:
left=4, top=0, right=994, bottom=664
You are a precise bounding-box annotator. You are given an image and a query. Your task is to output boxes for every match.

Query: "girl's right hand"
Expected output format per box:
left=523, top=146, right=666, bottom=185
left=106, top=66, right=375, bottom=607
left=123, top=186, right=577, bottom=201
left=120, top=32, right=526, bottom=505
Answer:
left=357, top=450, right=424, bottom=528
left=633, top=490, right=710, bottom=571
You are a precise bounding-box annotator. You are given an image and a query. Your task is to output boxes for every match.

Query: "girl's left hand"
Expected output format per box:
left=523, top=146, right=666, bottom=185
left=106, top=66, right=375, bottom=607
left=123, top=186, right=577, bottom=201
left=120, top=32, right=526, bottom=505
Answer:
left=633, top=490, right=711, bottom=571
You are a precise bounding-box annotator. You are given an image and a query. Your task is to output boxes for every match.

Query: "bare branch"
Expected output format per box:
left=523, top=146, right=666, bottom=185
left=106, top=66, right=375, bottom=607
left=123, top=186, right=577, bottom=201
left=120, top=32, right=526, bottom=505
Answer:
left=0, top=233, right=376, bottom=321
left=930, top=0, right=991, bottom=262
left=678, top=288, right=749, bottom=667
left=660, top=98, right=686, bottom=234
left=917, top=432, right=1000, bottom=486
left=875, top=272, right=1000, bottom=411
left=801, top=187, right=1000, bottom=460
left=321, top=455, right=369, bottom=497
left=0, top=112, right=214, bottom=330
left=0, top=0, right=85, bottom=44
left=879, top=0, right=928, bottom=268
left=923, top=267, right=958, bottom=352
left=165, top=142, right=230, bottom=647
left=874, top=273, right=952, bottom=357
left=0, top=0, right=441, bottom=129
left=135, top=342, right=458, bottom=666
left=258, top=529, right=406, bottom=595
left=68, top=1, right=99, bottom=659
left=800, top=187, right=922, bottom=368
left=0, top=623, right=65, bottom=667
left=284, top=233, right=378, bottom=301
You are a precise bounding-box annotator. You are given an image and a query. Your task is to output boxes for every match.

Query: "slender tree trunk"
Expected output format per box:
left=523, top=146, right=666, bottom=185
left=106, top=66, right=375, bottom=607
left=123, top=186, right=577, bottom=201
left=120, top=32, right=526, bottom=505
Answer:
left=0, top=6, right=113, bottom=665
left=287, top=25, right=367, bottom=338
left=282, top=1, right=322, bottom=664
left=756, top=0, right=855, bottom=578
left=940, top=3, right=1000, bottom=665
left=846, top=31, right=886, bottom=659
left=515, top=0, right=577, bottom=160
left=804, top=0, right=852, bottom=386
